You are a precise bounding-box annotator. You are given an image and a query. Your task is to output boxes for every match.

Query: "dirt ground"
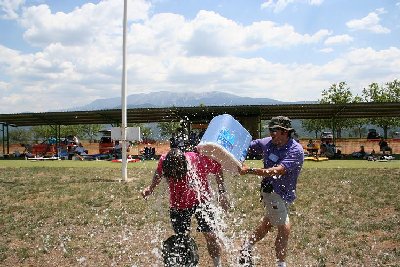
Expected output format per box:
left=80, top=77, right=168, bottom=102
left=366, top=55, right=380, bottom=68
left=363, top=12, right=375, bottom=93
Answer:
left=3, top=142, right=171, bottom=157
left=3, top=138, right=400, bottom=157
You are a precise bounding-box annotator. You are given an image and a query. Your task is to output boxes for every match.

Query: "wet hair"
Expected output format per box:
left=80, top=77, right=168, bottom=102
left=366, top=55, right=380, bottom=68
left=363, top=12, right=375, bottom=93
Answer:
left=162, top=148, right=188, bottom=181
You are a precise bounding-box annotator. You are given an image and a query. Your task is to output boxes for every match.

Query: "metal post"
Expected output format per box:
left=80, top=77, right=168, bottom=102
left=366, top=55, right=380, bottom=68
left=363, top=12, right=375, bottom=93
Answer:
left=1, top=123, right=4, bottom=156
left=121, top=0, right=128, bottom=182
left=6, top=124, right=9, bottom=155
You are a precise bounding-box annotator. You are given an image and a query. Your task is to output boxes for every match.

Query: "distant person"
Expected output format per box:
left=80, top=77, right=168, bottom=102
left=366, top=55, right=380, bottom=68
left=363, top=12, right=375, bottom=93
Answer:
left=72, top=151, right=84, bottom=161
left=306, top=139, right=318, bottom=156
left=367, top=149, right=377, bottom=161
left=74, top=143, right=87, bottom=155
left=320, top=141, right=335, bottom=158
left=188, top=131, right=198, bottom=151
left=20, top=143, right=34, bottom=158
left=352, top=145, right=367, bottom=159
left=237, top=116, right=304, bottom=267
left=141, top=148, right=230, bottom=267
left=13, top=150, right=21, bottom=157
left=169, top=133, right=178, bottom=149
left=67, top=144, right=77, bottom=160
left=306, top=139, right=314, bottom=148
left=379, top=137, right=392, bottom=154
left=114, top=141, right=122, bottom=159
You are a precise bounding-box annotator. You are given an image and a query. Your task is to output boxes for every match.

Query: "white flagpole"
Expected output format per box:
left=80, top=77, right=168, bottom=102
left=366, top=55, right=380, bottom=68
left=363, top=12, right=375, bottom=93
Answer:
left=121, top=0, right=128, bottom=181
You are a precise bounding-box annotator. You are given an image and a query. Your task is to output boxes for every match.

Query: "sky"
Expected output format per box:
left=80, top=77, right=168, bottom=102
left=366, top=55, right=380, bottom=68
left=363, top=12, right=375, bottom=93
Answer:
left=0, top=0, right=399, bottom=114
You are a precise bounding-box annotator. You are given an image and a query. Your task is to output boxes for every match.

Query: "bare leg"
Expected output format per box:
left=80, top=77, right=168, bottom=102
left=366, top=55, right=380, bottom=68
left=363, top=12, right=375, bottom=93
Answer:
left=239, top=216, right=273, bottom=265
left=248, top=215, right=273, bottom=245
left=203, top=232, right=221, bottom=259
left=275, top=223, right=291, bottom=262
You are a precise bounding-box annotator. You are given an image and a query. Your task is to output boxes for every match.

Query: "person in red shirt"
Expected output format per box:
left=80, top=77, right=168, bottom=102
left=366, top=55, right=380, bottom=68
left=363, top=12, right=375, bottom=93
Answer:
left=141, top=148, right=229, bottom=267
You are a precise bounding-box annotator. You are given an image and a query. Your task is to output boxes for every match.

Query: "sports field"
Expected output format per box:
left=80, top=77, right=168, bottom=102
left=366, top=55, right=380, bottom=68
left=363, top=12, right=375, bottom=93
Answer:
left=0, top=159, right=399, bottom=266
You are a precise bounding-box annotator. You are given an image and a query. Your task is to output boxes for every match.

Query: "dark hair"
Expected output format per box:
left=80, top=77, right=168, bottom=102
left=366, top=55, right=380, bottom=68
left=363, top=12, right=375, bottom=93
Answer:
left=162, top=149, right=188, bottom=181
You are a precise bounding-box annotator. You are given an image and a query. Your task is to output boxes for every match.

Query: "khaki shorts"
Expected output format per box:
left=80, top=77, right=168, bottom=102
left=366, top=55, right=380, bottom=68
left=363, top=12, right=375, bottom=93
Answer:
left=261, top=191, right=290, bottom=226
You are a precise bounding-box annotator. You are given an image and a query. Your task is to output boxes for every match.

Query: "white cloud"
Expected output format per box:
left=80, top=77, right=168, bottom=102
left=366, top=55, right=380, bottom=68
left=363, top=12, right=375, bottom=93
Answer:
left=261, top=0, right=324, bottom=13
left=309, top=0, right=323, bottom=5
left=183, top=11, right=330, bottom=56
left=1, top=45, right=400, bottom=113
left=244, top=22, right=330, bottom=50
left=0, top=0, right=24, bottom=19
left=0, top=44, right=20, bottom=63
left=319, top=47, right=333, bottom=53
left=115, top=46, right=400, bottom=103
left=19, top=0, right=151, bottom=47
left=320, top=47, right=400, bottom=94
left=0, top=80, right=10, bottom=91
left=128, top=10, right=330, bottom=57
left=346, top=9, right=390, bottom=34
left=185, top=10, right=244, bottom=56
left=324, top=34, right=353, bottom=46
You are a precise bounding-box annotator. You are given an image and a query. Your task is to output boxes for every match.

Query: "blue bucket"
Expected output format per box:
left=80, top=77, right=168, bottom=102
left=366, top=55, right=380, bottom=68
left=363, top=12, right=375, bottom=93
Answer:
left=197, top=114, right=252, bottom=172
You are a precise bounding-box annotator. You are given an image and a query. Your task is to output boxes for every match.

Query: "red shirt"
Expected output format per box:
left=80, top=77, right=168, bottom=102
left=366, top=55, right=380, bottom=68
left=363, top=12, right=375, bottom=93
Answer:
left=157, top=151, right=222, bottom=209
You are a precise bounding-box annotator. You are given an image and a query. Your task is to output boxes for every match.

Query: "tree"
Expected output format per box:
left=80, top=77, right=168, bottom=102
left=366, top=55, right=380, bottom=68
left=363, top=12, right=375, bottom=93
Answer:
left=31, top=124, right=103, bottom=143
left=140, top=125, right=153, bottom=141
left=346, top=96, right=369, bottom=138
left=60, top=125, right=82, bottom=137
left=319, top=81, right=358, bottom=138
left=301, top=119, right=326, bottom=139
left=8, top=128, right=32, bottom=143
left=320, top=82, right=354, bottom=138
left=77, top=124, right=103, bottom=143
left=362, top=79, right=400, bottom=138
left=302, top=82, right=371, bottom=139
left=158, top=121, right=180, bottom=139
left=348, top=119, right=368, bottom=138
left=31, top=125, right=55, bottom=142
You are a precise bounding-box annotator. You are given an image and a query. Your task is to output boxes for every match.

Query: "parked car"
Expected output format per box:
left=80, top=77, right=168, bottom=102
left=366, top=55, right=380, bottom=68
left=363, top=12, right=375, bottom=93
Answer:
left=393, top=131, right=400, bottom=140
left=367, top=129, right=380, bottom=140
left=99, top=130, right=114, bottom=154
left=32, top=141, right=57, bottom=157
left=320, top=131, right=333, bottom=142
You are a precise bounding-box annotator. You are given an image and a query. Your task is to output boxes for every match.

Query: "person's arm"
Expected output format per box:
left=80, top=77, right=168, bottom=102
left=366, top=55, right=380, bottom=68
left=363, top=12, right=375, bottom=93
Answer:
left=214, top=169, right=230, bottom=211
left=238, top=164, right=286, bottom=177
left=141, top=171, right=162, bottom=199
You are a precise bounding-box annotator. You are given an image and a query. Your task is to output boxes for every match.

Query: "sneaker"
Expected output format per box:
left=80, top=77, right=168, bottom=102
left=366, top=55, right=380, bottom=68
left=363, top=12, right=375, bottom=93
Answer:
left=238, top=249, right=253, bottom=266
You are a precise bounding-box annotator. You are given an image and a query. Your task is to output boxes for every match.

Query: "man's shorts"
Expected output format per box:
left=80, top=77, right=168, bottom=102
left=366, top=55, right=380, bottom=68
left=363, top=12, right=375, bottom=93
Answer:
left=261, top=191, right=290, bottom=226
left=170, top=203, right=215, bottom=234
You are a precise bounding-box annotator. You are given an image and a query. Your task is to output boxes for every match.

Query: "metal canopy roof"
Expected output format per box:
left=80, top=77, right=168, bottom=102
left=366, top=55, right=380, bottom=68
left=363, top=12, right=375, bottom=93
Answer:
left=1, top=102, right=399, bottom=127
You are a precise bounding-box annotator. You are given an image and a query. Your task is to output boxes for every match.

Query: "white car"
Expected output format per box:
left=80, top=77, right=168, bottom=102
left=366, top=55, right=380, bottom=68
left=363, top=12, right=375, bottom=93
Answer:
left=320, top=131, right=333, bottom=141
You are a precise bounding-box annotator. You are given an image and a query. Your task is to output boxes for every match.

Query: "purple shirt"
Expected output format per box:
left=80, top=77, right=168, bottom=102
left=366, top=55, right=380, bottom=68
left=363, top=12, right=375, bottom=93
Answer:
left=249, top=137, right=304, bottom=203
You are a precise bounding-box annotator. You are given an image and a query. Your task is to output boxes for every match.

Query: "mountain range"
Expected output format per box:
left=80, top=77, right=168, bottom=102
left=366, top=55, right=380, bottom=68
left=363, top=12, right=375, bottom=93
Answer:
left=70, top=91, right=306, bottom=111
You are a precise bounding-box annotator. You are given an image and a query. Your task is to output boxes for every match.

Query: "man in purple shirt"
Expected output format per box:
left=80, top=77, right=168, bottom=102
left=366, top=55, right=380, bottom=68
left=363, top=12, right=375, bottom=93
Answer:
left=238, top=116, right=304, bottom=267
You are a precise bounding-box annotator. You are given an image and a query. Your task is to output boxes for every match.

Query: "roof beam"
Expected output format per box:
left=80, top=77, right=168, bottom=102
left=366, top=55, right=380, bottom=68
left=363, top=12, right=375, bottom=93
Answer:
left=0, top=102, right=399, bottom=127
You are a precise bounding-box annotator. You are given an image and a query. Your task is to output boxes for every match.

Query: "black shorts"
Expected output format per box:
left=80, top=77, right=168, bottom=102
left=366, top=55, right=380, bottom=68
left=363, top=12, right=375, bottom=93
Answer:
left=170, top=203, right=215, bottom=234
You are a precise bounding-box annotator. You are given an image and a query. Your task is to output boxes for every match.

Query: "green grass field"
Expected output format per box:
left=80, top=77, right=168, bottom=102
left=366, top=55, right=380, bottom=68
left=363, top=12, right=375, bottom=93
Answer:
left=0, top=159, right=399, bottom=266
